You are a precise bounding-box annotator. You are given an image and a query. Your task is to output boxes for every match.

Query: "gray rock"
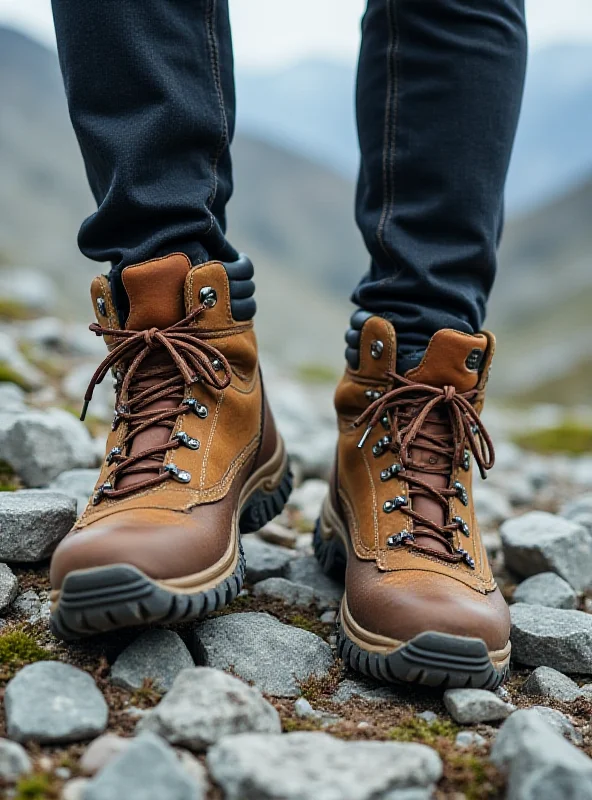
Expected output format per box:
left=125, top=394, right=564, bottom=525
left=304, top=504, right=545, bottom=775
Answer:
left=332, top=678, right=407, bottom=704
left=0, top=737, right=32, bottom=782
left=288, top=480, right=329, bottom=522
left=253, top=577, right=319, bottom=607
left=80, top=734, right=131, bottom=775
left=443, top=689, right=514, bottom=724
left=0, top=269, right=56, bottom=313
left=531, top=706, right=583, bottom=746
left=242, top=536, right=296, bottom=583
left=286, top=555, right=343, bottom=609
left=207, top=731, right=443, bottom=800
left=580, top=683, right=592, bottom=700
left=111, top=630, right=194, bottom=693
left=0, top=332, right=43, bottom=390
left=510, top=603, right=592, bottom=673
left=500, top=511, right=592, bottom=592
left=513, top=572, right=579, bottom=610
left=491, top=708, right=592, bottom=799
left=0, top=563, right=17, bottom=613
left=523, top=666, right=582, bottom=702
left=416, top=711, right=438, bottom=723
left=62, top=778, right=90, bottom=800
left=0, top=491, right=76, bottom=561
left=1, top=409, right=97, bottom=487
left=4, top=661, right=108, bottom=743
left=48, top=469, right=100, bottom=515
left=12, top=589, right=41, bottom=620
left=258, top=521, right=298, bottom=549
left=138, top=667, right=281, bottom=751
left=473, top=485, right=513, bottom=527
left=0, top=383, right=26, bottom=413
left=84, top=732, right=202, bottom=800
left=193, top=612, right=333, bottom=697
left=561, top=494, right=592, bottom=534
left=455, top=730, right=487, bottom=749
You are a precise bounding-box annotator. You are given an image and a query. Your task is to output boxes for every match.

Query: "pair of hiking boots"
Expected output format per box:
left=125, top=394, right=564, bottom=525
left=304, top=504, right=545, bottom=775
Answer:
left=49, top=254, right=510, bottom=690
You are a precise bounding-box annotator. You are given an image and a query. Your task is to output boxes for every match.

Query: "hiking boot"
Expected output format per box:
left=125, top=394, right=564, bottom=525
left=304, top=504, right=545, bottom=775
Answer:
left=50, top=253, right=292, bottom=639
left=314, top=313, right=510, bottom=689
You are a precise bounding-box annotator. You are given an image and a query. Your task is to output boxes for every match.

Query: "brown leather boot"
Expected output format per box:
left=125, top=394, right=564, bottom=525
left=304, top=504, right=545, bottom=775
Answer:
left=50, top=253, right=291, bottom=639
left=315, top=314, right=510, bottom=689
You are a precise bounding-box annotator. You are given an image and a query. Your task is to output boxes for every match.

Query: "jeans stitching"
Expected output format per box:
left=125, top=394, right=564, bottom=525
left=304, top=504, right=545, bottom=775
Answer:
left=376, top=0, right=399, bottom=260
left=204, top=0, right=230, bottom=235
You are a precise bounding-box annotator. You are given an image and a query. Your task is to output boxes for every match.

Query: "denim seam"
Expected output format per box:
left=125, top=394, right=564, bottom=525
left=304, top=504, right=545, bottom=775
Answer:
left=204, top=0, right=230, bottom=235
left=376, top=0, right=399, bottom=261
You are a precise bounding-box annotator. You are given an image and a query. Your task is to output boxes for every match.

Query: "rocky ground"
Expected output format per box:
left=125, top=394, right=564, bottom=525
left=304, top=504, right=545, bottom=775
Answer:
left=1, top=289, right=592, bottom=798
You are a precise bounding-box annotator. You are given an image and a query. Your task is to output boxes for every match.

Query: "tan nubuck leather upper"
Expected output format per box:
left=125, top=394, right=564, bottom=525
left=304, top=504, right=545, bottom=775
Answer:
left=50, top=253, right=282, bottom=589
left=323, top=316, right=510, bottom=653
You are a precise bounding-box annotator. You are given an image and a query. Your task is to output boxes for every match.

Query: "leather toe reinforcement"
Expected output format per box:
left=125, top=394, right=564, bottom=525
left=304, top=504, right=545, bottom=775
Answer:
left=50, top=505, right=232, bottom=590
left=344, top=557, right=511, bottom=653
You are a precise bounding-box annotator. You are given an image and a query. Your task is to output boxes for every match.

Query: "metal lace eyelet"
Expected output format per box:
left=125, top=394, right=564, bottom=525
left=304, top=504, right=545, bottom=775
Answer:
left=380, top=415, right=390, bottom=430
left=174, top=431, right=200, bottom=450
left=96, top=297, right=107, bottom=316
left=454, top=516, right=471, bottom=537
left=383, top=496, right=407, bottom=513
left=370, top=340, right=384, bottom=359
left=183, top=398, right=208, bottom=419
left=92, top=481, right=112, bottom=505
left=387, top=530, right=415, bottom=548
left=106, top=446, right=122, bottom=465
left=453, top=480, right=469, bottom=506
left=211, top=358, right=223, bottom=371
left=372, top=435, right=392, bottom=458
left=456, top=548, right=475, bottom=569
left=462, top=449, right=471, bottom=471
left=164, top=463, right=192, bottom=483
left=380, top=464, right=401, bottom=482
left=365, top=389, right=383, bottom=402
left=199, top=286, right=217, bottom=308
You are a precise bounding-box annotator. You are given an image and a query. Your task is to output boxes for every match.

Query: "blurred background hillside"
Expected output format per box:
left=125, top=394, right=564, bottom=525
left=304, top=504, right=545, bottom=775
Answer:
left=0, top=0, right=591, bottom=405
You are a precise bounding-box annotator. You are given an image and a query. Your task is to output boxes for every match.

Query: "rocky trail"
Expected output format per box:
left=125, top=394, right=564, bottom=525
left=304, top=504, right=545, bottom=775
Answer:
left=1, top=283, right=592, bottom=798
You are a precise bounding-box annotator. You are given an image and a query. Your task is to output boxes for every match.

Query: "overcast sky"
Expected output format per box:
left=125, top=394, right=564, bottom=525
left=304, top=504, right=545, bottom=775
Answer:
left=1, top=0, right=591, bottom=69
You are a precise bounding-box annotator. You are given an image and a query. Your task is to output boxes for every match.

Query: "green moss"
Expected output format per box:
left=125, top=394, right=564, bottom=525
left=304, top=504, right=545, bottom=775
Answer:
left=297, top=663, right=342, bottom=702
left=514, top=420, right=592, bottom=455
left=14, top=773, right=59, bottom=800
left=296, top=363, right=339, bottom=385
left=0, top=630, right=55, bottom=666
left=0, top=362, right=30, bottom=391
left=445, top=752, right=504, bottom=800
left=388, top=716, right=459, bottom=745
left=0, top=298, right=36, bottom=321
left=0, top=459, right=19, bottom=491
left=282, top=717, right=322, bottom=732
left=288, top=613, right=332, bottom=640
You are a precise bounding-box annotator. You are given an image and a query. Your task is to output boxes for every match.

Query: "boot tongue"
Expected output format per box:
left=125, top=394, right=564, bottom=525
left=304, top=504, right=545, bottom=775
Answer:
left=117, top=254, right=192, bottom=489
left=122, top=253, right=191, bottom=330
left=401, top=330, right=488, bottom=552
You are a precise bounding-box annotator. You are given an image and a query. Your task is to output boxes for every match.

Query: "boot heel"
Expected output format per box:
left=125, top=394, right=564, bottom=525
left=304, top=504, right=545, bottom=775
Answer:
left=239, top=461, right=293, bottom=534
left=313, top=497, right=347, bottom=581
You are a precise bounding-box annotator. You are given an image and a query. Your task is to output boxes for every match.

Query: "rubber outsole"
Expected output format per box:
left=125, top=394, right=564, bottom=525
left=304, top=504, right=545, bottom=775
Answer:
left=313, top=519, right=509, bottom=690
left=50, top=464, right=293, bottom=641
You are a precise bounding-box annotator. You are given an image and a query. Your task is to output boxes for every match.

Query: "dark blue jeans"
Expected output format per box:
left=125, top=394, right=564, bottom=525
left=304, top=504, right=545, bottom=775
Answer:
left=51, top=0, right=527, bottom=356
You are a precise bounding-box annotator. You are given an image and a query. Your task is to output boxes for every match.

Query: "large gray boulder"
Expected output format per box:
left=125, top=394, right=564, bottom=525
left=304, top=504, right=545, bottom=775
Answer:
left=0, top=491, right=76, bottom=561
left=242, top=536, right=297, bottom=583
left=0, top=409, right=96, bottom=486
left=561, top=494, right=592, bottom=535
left=138, top=667, right=281, bottom=752
left=510, top=603, right=592, bottom=673
left=111, top=630, right=194, bottom=693
left=522, top=666, right=583, bottom=702
left=513, top=572, right=578, bottom=610
left=4, top=661, right=108, bottom=744
left=84, top=732, right=204, bottom=800
left=207, top=732, right=442, bottom=800
left=48, top=468, right=100, bottom=514
left=491, top=708, right=592, bottom=799
left=500, top=511, right=592, bottom=591
left=193, top=612, right=334, bottom=696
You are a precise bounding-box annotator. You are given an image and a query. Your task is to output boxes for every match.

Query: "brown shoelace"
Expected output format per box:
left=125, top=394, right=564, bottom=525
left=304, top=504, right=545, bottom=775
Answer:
left=81, top=303, right=231, bottom=501
left=354, top=371, right=494, bottom=566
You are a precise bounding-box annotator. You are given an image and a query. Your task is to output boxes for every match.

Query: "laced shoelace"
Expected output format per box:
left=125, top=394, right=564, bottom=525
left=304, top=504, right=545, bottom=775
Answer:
left=353, top=371, right=495, bottom=566
left=81, top=303, right=232, bottom=502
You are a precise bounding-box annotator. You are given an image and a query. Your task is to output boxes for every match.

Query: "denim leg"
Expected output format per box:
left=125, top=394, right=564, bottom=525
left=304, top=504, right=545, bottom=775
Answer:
left=352, top=0, right=527, bottom=360
left=51, top=0, right=238, bottom=277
